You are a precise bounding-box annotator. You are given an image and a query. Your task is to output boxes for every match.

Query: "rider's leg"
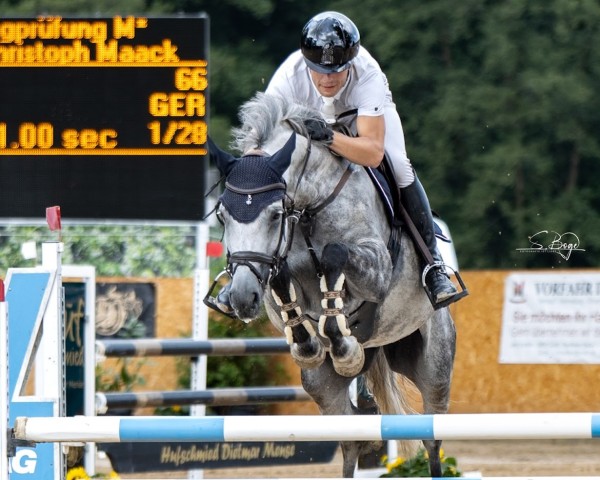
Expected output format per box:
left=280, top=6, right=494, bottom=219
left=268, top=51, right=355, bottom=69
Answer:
left=400, top=176, right=458, bottom=303
left=383, top=106, right=458, bottom=305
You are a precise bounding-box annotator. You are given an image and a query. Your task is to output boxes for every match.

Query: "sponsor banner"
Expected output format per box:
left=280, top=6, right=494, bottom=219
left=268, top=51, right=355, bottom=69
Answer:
left=100, top=441, right=338, bottom=472
left=500, top=272, right=600, bottom=364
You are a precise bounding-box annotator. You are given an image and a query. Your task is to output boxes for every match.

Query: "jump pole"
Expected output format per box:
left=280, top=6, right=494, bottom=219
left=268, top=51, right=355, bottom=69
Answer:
left=96, top=386, right=310, bottom=411
left=96, top=337, right=289, bottom=357
left=13, top=412, right=600, bottom=444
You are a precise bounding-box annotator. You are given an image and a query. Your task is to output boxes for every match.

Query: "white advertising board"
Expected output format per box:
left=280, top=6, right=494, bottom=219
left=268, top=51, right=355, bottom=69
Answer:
left=499, top=272, right=600, bottom=364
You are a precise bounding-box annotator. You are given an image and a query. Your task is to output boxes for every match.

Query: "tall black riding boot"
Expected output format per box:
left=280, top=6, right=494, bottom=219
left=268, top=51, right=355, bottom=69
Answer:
left=400, top=177, right=458, bottom=306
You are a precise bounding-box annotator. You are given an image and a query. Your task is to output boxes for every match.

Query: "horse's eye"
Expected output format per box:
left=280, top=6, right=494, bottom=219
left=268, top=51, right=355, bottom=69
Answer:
left=271, top=210, right=283, bottom=221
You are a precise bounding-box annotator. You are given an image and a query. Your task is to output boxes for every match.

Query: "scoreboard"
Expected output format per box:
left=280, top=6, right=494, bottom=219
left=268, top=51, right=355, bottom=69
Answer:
left=0, top=15, right=208, bottom=221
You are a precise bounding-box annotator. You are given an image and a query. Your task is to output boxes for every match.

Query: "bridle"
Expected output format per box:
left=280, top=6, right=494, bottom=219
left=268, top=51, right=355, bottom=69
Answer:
left=205, top=132, right=353, bottom=316
left=217, top=197, right=290, bottom=287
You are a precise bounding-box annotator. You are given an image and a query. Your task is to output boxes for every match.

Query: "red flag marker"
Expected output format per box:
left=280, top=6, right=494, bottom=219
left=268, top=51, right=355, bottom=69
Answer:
left=0, top=279, right=4, bottom=302
left=46, top=206, right=62, bottom=231
left=206, top=241, right=223, bottom=258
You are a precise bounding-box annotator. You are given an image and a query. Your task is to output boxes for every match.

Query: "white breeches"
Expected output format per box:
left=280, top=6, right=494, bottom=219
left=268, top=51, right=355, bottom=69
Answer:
left=384, top=102, right=414, bottom=188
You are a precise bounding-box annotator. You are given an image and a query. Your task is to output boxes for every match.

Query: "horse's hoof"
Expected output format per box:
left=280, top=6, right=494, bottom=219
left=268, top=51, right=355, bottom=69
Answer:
left=331, top=336, right=364, bottom=377
left=291, top=338, right=326, bottom=369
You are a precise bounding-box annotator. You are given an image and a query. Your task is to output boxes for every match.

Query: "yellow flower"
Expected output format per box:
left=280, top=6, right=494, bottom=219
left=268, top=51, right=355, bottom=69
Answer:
left=439, top=447, right=445, bottom=458
left=66, top=466, right=121, bottom=479
left=66, top=466, right=90, bottom=480
left=386, top=456, right=405, bottom=472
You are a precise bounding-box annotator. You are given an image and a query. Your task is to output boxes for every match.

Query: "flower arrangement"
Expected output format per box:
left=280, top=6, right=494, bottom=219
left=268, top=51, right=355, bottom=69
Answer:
left=66, top=467, right=90, bottom=480
left=66, top=467, right=120, bottom=479
left=380, top=447, right=461, bottom=477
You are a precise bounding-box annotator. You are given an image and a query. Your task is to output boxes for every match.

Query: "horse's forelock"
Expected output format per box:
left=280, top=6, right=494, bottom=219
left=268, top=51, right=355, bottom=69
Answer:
left=231, top=93, right=320, bottom=154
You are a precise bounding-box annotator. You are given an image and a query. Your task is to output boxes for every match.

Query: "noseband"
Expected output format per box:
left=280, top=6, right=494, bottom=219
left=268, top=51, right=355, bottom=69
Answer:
left=223, top=198, right=292, bottom=285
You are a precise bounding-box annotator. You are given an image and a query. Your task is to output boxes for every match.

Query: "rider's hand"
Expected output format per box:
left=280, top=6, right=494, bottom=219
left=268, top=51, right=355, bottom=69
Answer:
left=303, top=118, right=334, bottom=146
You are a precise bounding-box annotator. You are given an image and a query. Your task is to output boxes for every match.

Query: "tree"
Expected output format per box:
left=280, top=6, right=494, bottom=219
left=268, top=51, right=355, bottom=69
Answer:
left=331, top=0, right=600, bottom=268
left=0, top=0, right=166, bottom=14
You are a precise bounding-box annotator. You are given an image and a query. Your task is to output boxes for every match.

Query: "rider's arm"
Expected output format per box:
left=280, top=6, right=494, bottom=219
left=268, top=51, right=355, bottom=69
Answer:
left=328, top=114, right=385, bottom=168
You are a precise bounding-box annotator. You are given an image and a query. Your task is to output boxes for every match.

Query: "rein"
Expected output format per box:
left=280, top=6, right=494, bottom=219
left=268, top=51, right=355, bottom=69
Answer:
left=277, top=120, right=355, bottom=277
left=290, top=163, right=353, bottom=277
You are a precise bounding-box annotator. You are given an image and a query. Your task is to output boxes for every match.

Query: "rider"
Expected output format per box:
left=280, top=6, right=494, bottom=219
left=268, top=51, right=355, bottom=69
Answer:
left=263, top=11, right=461, bottom=307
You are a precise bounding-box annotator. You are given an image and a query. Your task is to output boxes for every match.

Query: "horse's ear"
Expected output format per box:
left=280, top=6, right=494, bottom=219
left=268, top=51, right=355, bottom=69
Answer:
left=268, top=133, right=296, bottom=176
left=208, top=135, right=238, bottom=176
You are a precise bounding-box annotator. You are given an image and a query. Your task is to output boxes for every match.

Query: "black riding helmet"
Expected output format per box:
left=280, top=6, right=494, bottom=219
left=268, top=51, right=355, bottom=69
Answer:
left=300, top=11, right=360, bottom=74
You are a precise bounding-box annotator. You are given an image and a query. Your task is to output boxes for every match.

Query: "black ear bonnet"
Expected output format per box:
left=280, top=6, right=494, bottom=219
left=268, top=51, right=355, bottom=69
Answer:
left=211, top=133, right=296, bottom=223
left=220, top=156, right=287, bottom=222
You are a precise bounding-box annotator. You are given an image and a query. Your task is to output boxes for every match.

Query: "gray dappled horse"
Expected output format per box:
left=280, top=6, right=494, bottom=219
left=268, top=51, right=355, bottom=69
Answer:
left=207, top=92, right=456, bottom=477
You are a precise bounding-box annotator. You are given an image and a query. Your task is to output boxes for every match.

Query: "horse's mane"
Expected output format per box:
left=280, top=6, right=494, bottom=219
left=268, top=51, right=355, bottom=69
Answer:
left=231, top=92, right=319, bottom=154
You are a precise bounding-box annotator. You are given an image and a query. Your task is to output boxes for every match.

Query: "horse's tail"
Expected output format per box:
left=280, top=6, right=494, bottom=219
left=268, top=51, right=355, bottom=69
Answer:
left=364, top=348, right=421, bottom=459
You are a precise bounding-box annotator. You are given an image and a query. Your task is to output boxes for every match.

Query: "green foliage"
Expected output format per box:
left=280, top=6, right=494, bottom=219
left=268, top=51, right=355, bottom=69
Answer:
left=380, top=448, right=461, bottom=478
left=163, top=314, right=285, bottom=389
left=0, top=225, right=199, bottom=278
left=64, top=225, right=198, bottom=277
left=0, top=0, right=164, bottom=14
left=323, top=1, right=600, bottom=269
left=205, top=314, right=285, bottom=389
left=386, top=2, right=600, bottom=269
left=153, top=314, right=287, bottom=416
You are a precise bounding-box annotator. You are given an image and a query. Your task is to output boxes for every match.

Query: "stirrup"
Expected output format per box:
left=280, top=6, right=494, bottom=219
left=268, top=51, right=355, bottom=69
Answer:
left=203, top=270, right=238, bottom=319
left=421, top=262, right=469, bottom=310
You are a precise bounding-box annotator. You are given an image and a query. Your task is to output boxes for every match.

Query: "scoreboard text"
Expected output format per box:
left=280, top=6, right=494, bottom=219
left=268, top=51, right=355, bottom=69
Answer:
left=0, top=15, right=209, bottom=221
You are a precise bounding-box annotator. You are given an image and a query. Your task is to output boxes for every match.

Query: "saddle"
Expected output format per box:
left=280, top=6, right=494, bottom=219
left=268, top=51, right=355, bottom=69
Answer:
left=365, top=158, right=451, bottom=264
left=331, top=118, right=468, bottom=309
left=331, top=118, right=450, bottom=267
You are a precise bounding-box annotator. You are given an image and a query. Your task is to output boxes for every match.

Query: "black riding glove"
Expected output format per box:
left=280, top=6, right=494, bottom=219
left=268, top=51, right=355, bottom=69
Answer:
left=303, top=118, right=334, bottom=146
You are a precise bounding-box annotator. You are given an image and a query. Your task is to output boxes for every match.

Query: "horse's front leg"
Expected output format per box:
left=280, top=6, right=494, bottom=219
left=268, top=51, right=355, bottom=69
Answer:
left=319, top=243, right=365, bottom=377
left=270, top=262, right=325, bottom=369
left=301, top=350, right=380, bottom=478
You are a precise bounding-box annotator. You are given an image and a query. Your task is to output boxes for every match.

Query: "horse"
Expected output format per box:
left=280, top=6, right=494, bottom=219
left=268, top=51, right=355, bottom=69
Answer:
left=206, top=92, right=456, bottom=477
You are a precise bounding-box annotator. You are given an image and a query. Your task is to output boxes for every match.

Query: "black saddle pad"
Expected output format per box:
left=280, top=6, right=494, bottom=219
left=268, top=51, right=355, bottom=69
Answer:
left=365, top=166, right=395, bottom=223
left=365, top=163, right=451, bottom=243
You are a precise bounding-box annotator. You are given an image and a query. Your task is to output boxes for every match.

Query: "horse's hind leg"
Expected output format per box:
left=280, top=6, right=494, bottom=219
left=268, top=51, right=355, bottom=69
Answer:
left=383, top=309, right=456, bottom=477
left=270, top=262, right=325, bottom=368
left=301, top=349, right=380, bottom=478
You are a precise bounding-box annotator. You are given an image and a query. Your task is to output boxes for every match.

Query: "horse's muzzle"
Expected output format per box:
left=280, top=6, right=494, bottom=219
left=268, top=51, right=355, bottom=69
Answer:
left=228, top=267, right=265, bottom=321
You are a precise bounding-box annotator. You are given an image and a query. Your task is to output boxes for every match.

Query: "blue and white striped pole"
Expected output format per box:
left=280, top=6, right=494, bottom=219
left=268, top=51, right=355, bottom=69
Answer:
left=14, top=413, right=600, bottom=444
